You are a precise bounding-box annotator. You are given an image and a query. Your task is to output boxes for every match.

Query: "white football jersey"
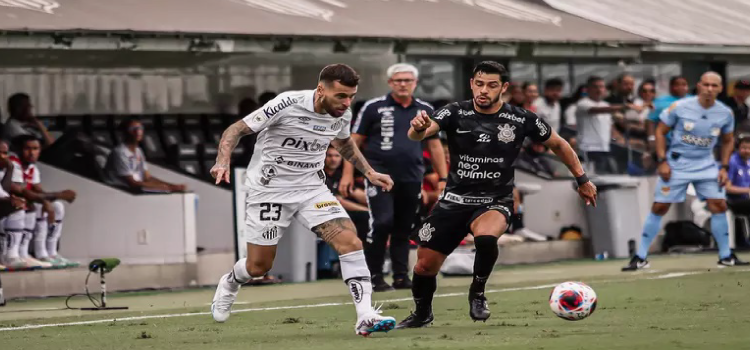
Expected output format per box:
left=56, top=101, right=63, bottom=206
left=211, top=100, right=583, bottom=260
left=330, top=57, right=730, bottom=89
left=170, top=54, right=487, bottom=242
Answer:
left=242, top=90, right=352, bottom=192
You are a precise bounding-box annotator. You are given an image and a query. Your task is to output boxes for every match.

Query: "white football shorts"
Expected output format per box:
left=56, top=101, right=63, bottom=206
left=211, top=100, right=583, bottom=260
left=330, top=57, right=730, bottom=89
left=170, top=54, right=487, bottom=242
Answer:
left=244, top=186, right=350, bottom=246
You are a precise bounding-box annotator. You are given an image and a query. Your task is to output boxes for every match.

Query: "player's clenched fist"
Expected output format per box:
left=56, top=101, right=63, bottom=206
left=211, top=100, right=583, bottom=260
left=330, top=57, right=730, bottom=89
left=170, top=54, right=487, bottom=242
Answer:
left=411, top=110, right=432, bottom=132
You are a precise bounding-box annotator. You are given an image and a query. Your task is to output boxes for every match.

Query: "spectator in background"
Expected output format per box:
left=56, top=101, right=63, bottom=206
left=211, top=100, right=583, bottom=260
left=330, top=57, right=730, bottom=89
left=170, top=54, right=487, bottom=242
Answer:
left=725, top=80, right=750, bottom=134
left=10, top=135, right=77, bottom=267
left=533, top=78, right=563, bottom=133
left=104, top=118, right=187, bottom=193
left=506, top=82, right=525, bottom=106
left=607, top=74, right=647, bottom=147
left=726, top=135, right=750, bottom=247
left=325, top=146, right=368, bottom=212
left=0, top=138, right=26, bottom=271
left=258, top=91, right=277, bottom=106
left=646, top=76, right=690, bottom=152
left=413, top=63, right=452, bottom=101
left=3, top=93, right=55, bottom=148
left=521, top=82, right=539, bottom=112
left=575, top=76, right=631, bottom=174
left=345, top=63, right=448, bottom=291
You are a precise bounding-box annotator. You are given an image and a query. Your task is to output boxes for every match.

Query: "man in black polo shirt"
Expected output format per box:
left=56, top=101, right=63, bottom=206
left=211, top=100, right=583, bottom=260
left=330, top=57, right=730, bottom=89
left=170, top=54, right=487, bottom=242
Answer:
left=725, top=79, right=750, bottom=134
left=341, top=63, right=448, bottom=291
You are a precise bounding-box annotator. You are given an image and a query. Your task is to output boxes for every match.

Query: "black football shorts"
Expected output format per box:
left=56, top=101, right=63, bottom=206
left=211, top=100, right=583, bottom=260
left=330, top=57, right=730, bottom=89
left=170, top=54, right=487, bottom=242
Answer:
left=412, top=194, right=514, bottom=256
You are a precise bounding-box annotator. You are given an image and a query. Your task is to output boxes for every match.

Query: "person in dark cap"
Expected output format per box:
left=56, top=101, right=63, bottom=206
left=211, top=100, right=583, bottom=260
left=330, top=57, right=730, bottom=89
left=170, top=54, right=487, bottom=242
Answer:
left=726, top=79, right=750, bottom=135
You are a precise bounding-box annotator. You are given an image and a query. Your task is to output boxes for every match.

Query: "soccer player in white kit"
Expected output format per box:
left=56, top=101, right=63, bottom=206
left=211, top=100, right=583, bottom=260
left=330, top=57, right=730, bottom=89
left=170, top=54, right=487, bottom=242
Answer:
left=210, top=64, right=397, bottom=336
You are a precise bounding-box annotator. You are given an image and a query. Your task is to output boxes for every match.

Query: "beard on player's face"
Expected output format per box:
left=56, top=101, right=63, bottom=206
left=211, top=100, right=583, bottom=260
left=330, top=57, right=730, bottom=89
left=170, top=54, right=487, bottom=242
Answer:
left=474, top=93, right=501, bottom=109
left=322, top=95, right=348, bottom=118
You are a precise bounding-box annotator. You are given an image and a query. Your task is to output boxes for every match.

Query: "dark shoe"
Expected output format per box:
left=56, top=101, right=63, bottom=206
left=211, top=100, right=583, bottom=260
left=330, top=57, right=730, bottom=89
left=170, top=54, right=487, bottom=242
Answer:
left=372, top=275, right=394, bottom=292
left=396, top=311, right=434, bottom=329
left=718, top=252, right=750, bottom=267
left=392, top=276, right=412, bottom=290
left=469, top=293, right=491, bottom=322
left=621, top=255, right=650, bottom=272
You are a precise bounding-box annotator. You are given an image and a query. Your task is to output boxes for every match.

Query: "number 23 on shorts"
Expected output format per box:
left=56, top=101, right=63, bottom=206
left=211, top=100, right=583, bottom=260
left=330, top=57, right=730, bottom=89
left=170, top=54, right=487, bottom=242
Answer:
left=259, top=203, right=282, bottom=221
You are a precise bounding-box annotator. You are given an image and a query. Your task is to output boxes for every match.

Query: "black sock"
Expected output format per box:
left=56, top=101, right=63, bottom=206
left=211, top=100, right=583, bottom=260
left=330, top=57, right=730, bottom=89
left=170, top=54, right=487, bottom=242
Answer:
left=470, top=235, right=499, bottom=295
left=411, top=273, right=436, bottom=316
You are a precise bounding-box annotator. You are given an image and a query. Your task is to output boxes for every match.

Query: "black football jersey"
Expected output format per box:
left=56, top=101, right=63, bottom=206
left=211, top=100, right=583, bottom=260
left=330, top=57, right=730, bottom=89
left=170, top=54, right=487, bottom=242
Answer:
left=430, top=100, right=552, bottom=204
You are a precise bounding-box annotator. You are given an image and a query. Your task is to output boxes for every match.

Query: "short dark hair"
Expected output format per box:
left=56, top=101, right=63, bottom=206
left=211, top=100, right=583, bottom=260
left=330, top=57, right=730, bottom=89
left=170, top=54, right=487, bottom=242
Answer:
left=118, top=116, right=142, bottom=135
left=544, top=78, right=564, bottom=89
left=319, top=64, right=360, bottom=88
left=670, top=76, right=688, bottom=87
left=258, top=91, right=277, bottom=105
left=472, top=61, right=509, bottom=83
left=11, top=134, right=39, bottom=153
left=238, top=98, right=258, bottom=116
left=522, top=82, right=537, bottom=91
left=587, top=76, right=604, bottom=87
left=739, top=135, right=750, bottom=146
left=7, top=93, right=30, bottom=115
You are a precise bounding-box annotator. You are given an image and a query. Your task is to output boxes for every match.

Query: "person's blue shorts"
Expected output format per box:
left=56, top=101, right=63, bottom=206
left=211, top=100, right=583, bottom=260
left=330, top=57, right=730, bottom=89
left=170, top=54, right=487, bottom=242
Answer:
left=654, top=176, right=725, bottom=203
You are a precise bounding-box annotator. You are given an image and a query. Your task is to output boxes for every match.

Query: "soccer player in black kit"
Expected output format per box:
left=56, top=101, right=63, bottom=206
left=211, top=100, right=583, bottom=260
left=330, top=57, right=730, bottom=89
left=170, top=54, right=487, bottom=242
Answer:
left=397, top=61, right=598, bottom=328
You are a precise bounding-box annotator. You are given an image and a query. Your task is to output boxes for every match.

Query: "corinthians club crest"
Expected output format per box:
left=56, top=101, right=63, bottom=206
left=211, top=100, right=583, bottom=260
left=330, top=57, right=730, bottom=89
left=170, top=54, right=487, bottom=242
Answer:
left=497, top=124, right=516, bottom=143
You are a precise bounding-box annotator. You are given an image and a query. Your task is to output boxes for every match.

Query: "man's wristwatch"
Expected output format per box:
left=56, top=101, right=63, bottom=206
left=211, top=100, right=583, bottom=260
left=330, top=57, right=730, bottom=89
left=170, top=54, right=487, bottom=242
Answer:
left=438, top=177, right=447, bottom=183
left=656, top=157, right=667, bottom=164
left=721, top=164, right=729, bottom=171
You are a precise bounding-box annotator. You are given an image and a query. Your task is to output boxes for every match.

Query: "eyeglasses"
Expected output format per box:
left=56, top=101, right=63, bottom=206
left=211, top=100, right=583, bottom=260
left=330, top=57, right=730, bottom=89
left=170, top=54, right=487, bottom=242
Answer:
left=129, top=126, right=144, bottom=131
left=642, top=89, right=655, bottom=93
left=391, top=79, right=415, bottom=84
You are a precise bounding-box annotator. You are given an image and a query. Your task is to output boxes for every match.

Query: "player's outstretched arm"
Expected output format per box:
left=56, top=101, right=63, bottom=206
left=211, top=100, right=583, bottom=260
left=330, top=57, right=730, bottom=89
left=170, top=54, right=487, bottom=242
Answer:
left=542, top=132, right=597, bottom=207
left=408, top=110, right=440, bottom=141
left=211, top=120, right=254, bottom=185
left=331, top=137, right=394, bottom=191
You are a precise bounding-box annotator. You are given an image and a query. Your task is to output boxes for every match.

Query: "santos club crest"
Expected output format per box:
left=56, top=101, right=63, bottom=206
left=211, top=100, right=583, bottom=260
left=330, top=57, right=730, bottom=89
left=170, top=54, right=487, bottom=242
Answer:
left=497, top=124, right=516, bottom=143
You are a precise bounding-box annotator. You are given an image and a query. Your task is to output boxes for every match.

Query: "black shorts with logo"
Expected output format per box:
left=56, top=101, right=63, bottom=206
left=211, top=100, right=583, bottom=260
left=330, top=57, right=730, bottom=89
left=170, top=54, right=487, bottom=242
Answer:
left=411, top=193, right=514, bottom=256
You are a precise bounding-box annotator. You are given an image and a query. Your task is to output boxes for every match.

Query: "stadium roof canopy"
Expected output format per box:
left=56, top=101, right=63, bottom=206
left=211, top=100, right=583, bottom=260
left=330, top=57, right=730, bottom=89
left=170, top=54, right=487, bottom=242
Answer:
left=544, top=0, right=750, bottom=52
left=0, top=0, right=648, bottom=55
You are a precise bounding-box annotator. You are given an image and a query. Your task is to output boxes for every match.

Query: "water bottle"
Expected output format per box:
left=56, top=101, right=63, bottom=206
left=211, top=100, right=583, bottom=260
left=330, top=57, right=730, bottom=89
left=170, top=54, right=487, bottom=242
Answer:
left=595, top=251, right=609, bottom=261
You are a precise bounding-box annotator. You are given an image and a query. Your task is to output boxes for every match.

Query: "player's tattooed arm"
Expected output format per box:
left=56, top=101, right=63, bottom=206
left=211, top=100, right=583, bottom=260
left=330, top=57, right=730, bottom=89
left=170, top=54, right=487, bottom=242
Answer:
left=211, top=121, right=254, bottom=184
left=312, top=217, right=356, bottom=243
left=331, top=137, right=374, bottom=176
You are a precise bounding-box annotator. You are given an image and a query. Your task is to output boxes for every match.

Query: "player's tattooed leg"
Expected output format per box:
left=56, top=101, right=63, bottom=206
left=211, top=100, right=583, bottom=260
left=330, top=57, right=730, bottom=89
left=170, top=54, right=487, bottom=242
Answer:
left=313, top=218, right=357, bottom=244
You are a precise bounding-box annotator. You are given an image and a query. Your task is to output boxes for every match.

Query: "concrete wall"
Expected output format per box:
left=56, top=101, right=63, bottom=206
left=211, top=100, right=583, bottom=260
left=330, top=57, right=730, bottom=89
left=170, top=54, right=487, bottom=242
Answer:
left=516, top=171, right=688, bottom=240
left=37, top=163, right=197, bottom=265
left=146, top=164, right=234, bottom=253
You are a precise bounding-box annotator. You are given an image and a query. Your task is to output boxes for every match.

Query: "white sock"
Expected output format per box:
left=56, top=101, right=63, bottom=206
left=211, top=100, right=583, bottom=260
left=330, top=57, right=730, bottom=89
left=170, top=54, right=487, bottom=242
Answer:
left=5, top=210, right=25, bottom=260
left=6, top=231, right=22, bottom=260
left=21, top=211, right=35, bottom=259
left=47, top=201, right=65, bottom=258
left=33, top=217, right=49, bottom=260
left=339, top=250, right=374, bottom=317
left=228, top=258, right=251, bottom=290
left=47, top=221, right=62, bottom=257
left=19, top=230, right=31, bottom=259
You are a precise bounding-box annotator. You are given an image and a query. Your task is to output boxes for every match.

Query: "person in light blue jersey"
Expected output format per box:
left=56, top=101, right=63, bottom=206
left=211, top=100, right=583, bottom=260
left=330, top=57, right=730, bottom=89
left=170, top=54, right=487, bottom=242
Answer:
left=645, top=76, right=691, bottom=154
left=623, top=72, right=749, bottom=271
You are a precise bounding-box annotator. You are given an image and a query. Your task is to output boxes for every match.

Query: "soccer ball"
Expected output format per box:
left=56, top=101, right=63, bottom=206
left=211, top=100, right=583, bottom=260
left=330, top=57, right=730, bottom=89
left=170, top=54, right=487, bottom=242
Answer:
left=548, top=281, right=597, bottom=321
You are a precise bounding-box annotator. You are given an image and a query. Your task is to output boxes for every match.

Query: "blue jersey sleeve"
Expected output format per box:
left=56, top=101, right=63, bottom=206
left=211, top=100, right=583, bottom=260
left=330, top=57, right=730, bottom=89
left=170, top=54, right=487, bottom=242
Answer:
left=722, top=111, right=735, bottom=134
left=659, top=102, right=679, bottom=127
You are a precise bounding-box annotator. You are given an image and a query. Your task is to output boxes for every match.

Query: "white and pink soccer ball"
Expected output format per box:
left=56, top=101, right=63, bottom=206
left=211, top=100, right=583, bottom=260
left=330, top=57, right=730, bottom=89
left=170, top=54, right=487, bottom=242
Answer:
left=548, top=281, right=598, bottom=321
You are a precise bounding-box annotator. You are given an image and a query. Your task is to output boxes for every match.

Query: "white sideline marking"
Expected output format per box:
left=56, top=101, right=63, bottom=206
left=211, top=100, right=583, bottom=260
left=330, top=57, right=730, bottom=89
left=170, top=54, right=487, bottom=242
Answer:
left=0, top=270, right=718, bottom=332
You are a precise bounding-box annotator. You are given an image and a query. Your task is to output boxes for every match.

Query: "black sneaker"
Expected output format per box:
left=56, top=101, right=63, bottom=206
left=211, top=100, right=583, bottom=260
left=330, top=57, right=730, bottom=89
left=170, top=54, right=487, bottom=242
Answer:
left=718, top=252, right=750, bottom=267
left=372, top=275, right=394, bottom=292
left=392, top=276, right=412, bottom=290
left=469, top=293, right=491, bottom=322
left=621, top=256, right=650, bottom=272
left=396, top=311, right=434, bottom=329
